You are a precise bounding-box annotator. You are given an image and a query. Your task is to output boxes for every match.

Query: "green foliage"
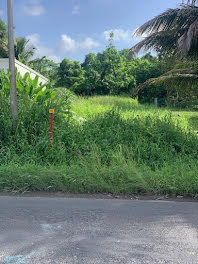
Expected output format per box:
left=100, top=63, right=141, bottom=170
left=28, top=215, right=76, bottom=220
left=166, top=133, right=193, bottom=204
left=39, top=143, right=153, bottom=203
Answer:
left=130, top=3, right=198, bottom=108
left=132, top=58, right=198, bottom=108
left=1, top=157, right=198, bottom=195
left=0, top=19, right=8, bottom=58
left=0, top=70, right=56, bottom=103
left=15, top=37, right=35, bottom=64
left=0, top=70, right=71, bottom=165
left=30, top=56, right=59, bottom=82
left=0, top=95, right=198, bottom=195
left=0, top=19, right=35, bottom=62
left=92, top=43, right=136, bottom=95
left=57, top=45, right=160, bottom=96
left=57, top=58, right=85, bottom=93
left=133, top=55, right=161, bottom=85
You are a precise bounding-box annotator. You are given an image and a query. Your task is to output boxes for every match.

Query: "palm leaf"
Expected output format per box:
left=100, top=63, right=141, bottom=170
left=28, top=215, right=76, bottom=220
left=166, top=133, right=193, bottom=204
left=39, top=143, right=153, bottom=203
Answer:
left=131, top=31, right=178, bottom=54
left=134, top=8, right=180, bottom=36
left=178, top=19, right=198, bottom=54
left=131, top=69, right=198, bottom=97
left=132, top=4, right=198, bottom=56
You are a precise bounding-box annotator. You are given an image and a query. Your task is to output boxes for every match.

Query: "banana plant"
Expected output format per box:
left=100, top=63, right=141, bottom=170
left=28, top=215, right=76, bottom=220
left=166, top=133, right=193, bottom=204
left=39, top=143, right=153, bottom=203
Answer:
left=0, top=69, right=56, bottom=104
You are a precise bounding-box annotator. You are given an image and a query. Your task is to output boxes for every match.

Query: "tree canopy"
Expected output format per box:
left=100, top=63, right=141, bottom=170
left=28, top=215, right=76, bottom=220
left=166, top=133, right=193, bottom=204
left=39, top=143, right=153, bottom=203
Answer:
left=129, top=1, right=198, bottom=108
left=56, top=43, right=160, bottom=96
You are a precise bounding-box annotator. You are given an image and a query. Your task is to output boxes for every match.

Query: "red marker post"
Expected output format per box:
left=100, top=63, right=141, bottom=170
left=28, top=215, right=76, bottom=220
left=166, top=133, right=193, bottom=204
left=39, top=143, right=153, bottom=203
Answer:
left=49, top=108, right=55, bottom=147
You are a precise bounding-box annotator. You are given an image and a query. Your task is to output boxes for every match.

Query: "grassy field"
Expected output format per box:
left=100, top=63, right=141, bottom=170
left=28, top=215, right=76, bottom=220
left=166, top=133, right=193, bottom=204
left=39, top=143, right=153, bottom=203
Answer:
left=71, top=96, right=196, bottom=131
left=1, top=96, right=198, bottom=196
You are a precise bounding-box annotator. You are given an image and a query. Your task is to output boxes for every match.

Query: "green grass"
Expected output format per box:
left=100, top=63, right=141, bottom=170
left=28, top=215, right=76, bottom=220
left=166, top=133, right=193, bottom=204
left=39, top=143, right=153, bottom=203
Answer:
left=1, top=95, right=198, bottom=196
left=72, top=96, right=161, bottom=119
left=71, top=96, right=195, bottom=131
left=172, top=110, right=198, bottom=133
left=1, top=156, right=198, bottom=195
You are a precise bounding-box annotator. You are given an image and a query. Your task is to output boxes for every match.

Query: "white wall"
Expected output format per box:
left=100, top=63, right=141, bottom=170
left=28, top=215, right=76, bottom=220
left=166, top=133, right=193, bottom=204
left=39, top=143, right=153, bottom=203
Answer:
left=0, top=58, right=9, bottom=72
left=0, top=58, right=48, bottom=85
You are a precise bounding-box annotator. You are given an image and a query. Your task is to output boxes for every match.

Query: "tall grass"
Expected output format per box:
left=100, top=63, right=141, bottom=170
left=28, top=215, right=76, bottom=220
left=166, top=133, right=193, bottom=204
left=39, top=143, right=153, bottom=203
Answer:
left=1, top=95, right=198, bottom=195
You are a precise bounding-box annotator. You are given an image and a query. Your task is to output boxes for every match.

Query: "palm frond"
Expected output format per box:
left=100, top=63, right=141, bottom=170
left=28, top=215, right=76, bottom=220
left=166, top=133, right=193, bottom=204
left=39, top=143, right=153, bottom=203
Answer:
left=15, top=37, right=35, bottom=63
left=131, top=31, right=178, bottom=54
left=132, top=4, right=198, bottom=56
left=178, top=19, right=198, bottom=54
left=131, top=70, right=198, bottom=97
left=134, top=8, right=179, bottom=36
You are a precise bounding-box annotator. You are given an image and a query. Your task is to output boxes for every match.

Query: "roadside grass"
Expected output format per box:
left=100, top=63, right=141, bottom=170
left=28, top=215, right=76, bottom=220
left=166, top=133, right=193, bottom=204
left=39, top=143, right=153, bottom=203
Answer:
left=1, top=156, right=198, bottom=196
left=1, top=95, right=198, bottom=196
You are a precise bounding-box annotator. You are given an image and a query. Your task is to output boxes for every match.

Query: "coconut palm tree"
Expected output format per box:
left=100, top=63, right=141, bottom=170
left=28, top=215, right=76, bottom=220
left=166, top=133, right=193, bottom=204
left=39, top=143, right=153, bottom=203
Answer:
left=15, top=37, right=35, bottom=64
left=131, top=2, right=198, bottom=56
left=130, top=1, right=198, bottom=107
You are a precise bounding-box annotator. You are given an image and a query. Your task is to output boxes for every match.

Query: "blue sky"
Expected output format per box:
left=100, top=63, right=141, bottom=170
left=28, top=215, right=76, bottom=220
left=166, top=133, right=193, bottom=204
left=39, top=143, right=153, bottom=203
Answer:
left=0, top=0, right=180, bottom=62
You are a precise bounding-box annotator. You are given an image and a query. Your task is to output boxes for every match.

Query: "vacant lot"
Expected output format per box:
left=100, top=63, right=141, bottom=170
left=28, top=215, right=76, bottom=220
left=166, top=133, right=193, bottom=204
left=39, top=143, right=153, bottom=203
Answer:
left=1, top=96, right=198, bottom=196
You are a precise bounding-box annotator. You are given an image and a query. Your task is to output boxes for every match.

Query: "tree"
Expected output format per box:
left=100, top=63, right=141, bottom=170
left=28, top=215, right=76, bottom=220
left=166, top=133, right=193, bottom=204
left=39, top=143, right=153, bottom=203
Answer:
left=119, top=49, right=135, bottom=61
left=131, top=3, right=198, bottom=57
left=15, top=37, right=35, bottom=64
left=133, top=54, right=161, bottom=85
left=82, top=53, right=101, bottom=95
left=56, top=46, right=159, bottom=96
left=130, top=1, right=198, bottom=108
left=0, top=19, right=35, bottom=63
left=57, top=58, right=85, bottom=94
left=30, top=56, right=59, bottom=82
left=86, top=43, right=136, bottom=95
left=0, top=19, right=8, bottom=58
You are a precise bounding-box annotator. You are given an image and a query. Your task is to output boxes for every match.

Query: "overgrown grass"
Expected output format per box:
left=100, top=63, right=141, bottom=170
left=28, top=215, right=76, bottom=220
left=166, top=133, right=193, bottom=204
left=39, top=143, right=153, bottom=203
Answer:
left=1, top=95, right=198, bottom=195
left=1, top=156, right=198, bottom=195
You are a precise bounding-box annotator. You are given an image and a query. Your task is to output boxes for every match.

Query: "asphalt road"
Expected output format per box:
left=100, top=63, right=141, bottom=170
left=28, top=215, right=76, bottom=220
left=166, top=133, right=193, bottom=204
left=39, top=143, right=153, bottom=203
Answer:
left=0, top=197, right=198, bottom=264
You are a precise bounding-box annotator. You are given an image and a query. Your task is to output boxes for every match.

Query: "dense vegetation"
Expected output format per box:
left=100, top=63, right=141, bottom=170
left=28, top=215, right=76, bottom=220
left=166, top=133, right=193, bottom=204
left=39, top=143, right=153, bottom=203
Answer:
left=56, top=46, right=161, bottom=96
left=0, top=70, right=198, bottom=195
left=131, top=1, right=198, bottom=108
left=1, top=2, right=198, bottom=107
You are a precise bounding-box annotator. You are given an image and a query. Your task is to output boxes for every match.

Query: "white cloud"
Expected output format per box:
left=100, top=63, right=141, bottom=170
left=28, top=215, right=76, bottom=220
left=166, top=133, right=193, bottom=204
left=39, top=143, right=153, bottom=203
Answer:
left=103, top=29, right=133, bottom=42
left=23, top=0, right=45, bottom=16
left=78, top=38, right=100, bottom=50
left=57, top=35, right=76, bottom=53
left=57, top=34, right=100, bottom=53
left=72, top=5, right=80, bottom=15
left=26, top=34, right=61, bottom=63
left=0, top=9, right=4, bottom=16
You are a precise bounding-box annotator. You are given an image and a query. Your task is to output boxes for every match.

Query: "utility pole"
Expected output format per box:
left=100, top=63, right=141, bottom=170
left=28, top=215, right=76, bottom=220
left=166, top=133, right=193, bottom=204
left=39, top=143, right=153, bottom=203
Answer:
left=7, top=0, right=17, bottom=128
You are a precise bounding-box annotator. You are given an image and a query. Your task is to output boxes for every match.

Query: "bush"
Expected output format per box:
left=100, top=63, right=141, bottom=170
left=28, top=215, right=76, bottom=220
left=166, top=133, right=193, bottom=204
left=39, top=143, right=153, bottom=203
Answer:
left=0, top=71, right=72, bottom=165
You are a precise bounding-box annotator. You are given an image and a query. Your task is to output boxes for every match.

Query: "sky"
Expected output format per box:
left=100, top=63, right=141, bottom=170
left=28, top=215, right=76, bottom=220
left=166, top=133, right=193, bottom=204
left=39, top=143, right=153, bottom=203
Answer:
left=0, top=0, right=180, bottom=63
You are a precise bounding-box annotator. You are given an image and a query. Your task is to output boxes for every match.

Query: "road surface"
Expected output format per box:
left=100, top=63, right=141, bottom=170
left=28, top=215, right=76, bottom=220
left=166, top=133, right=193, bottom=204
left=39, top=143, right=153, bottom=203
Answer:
left=0, top=196, right=198, bottom=264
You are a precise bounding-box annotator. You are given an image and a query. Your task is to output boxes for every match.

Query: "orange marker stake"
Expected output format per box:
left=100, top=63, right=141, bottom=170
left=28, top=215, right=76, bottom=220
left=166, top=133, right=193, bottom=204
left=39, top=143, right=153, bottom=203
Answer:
left=49, top=109, right=55, bottom=147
